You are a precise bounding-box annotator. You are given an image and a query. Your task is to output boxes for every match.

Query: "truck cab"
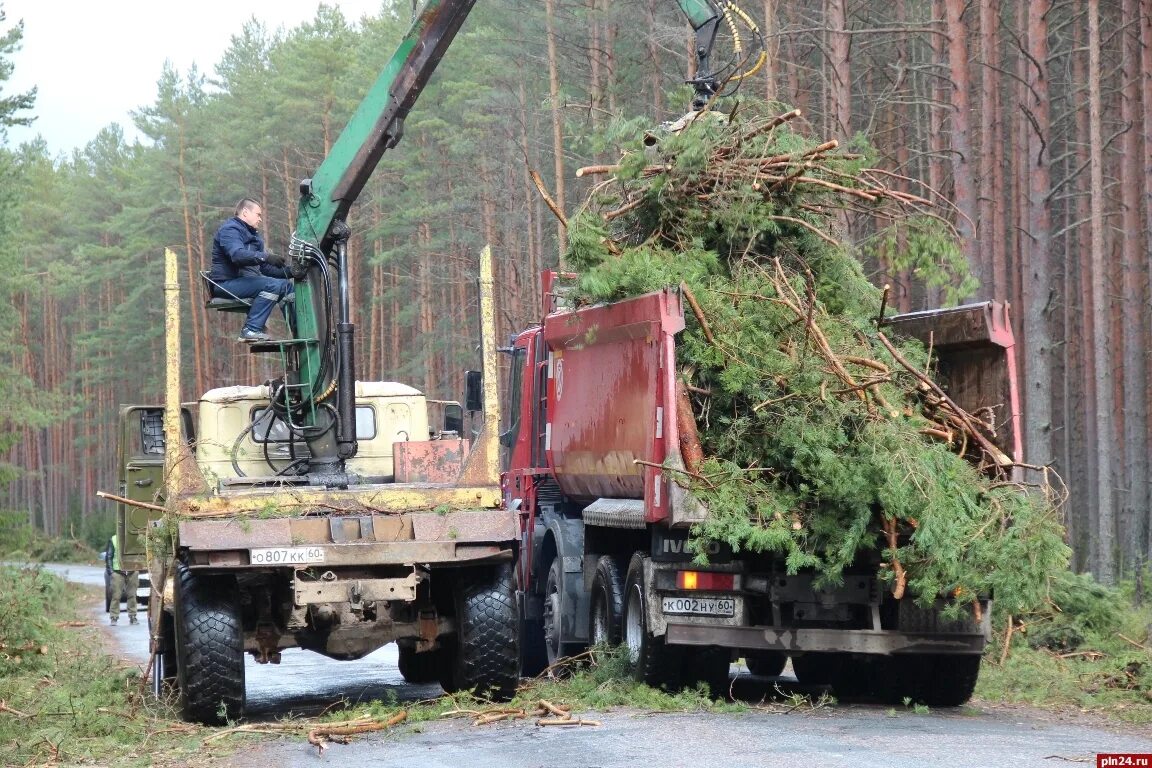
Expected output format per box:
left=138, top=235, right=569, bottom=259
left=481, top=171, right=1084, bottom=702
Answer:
left=194, top=382, right=464, bottom=485
left=115, top=405, right=194, bottom=572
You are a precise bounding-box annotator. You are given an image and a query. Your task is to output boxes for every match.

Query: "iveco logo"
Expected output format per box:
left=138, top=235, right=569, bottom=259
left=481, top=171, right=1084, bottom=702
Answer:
left=662, top=538, right=721, bottom=555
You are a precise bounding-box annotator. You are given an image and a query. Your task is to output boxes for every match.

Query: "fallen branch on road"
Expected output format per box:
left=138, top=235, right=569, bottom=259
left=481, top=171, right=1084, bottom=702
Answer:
left=440, top=699, right=598, bottom=728
left=307, top=710, right=408, bottom=755
left=204, top=710, right=409, bottom=756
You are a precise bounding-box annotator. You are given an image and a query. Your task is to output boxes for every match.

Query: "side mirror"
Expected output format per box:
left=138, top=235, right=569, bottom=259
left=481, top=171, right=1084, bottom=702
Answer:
left=464, top=370, right=483, bottom=412
left=443, top=403, right=463, bottom=435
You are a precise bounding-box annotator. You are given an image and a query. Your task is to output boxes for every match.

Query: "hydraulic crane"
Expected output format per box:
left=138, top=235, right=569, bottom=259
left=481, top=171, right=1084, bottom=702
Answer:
left=254, top=0, right=765, bottom=487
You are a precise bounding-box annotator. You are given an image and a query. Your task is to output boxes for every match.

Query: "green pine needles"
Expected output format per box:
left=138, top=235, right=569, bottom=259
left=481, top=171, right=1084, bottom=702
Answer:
left=566, top=101, right=1069, bottom=616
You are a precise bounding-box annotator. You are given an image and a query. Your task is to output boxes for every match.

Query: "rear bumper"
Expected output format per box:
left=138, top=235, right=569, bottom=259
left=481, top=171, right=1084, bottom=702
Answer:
left=665, top=623, right=987, bottom=655
left=178, top=508, right=516, bottom=569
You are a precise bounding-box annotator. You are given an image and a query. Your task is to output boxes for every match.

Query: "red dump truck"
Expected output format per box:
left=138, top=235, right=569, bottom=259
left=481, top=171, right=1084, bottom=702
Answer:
left=505, top=272, right=1020, bottom=705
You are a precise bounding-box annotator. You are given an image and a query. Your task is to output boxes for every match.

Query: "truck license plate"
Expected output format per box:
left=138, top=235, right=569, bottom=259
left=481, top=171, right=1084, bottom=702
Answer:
left=661, top=596, right=736, bottom=617
left=250, top=546, right=326, bottom=565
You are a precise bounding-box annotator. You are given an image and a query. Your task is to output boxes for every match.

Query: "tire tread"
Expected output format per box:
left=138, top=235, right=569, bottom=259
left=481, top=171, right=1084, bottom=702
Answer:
left=175, top=565, right=245, bottom=724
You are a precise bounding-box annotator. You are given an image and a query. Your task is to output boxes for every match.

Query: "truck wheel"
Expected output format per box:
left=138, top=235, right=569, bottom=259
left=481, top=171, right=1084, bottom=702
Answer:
left=173, top=565, right=245, bottom=724
left=622, top=553, right=683, bottom=690
left=685, top=646, right=732, bottom=698
left=589, top=555, right=625, bottom=646
left=397, top=646, right=442, bottom=684
left=744, top=650, right=787, bottom=677
left=922, top=654, right=980, bottom=706
left=790, top=652, right=841, bottom=686
left=883, top=654, right=980, bottom=707
left=440, top=564, right=519, bottom=700
left=830, top=654, right=874, bottom=699
left=543, top=559, right=584, bottom=664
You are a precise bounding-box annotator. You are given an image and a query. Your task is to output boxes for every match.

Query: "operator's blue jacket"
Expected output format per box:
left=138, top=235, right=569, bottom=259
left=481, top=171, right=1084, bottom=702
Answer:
left=210, top=216, right=290, bottom=281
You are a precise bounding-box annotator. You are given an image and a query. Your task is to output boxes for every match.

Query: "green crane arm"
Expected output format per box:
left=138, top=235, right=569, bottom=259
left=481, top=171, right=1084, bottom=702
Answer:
left=677, top=0, right=723, bottom=30
left=294, top=0, right=478, bottom=254
left=278, top=0, right=760, bottom=481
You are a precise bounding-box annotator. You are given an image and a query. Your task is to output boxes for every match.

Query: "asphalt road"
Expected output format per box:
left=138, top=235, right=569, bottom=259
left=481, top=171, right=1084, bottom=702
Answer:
left=45, top=562, right=1152, bottom=768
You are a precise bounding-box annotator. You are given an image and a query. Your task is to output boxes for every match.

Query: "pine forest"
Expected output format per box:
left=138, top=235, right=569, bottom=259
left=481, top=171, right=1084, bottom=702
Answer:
left=0, top=0, right=1149, bottom=587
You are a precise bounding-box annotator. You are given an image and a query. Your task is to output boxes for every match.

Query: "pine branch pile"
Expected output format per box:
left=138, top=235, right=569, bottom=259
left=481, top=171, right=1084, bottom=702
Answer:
left=566, top=102, right=1069, bottom=615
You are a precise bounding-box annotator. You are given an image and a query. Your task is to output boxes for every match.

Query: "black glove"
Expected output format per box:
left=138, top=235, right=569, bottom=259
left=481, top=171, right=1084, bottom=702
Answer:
left=264, top=251, right=286, bottom=267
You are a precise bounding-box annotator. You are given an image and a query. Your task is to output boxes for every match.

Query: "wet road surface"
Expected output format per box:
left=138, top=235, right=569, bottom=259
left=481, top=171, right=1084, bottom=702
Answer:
left=44, top=562, right=1152, bottom=767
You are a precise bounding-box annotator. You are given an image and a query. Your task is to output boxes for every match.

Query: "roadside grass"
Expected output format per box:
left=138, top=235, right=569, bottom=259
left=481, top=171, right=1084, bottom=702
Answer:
left=975, top=574, right=1152, bottom=724
left=0, top=565, right=204, bottom=767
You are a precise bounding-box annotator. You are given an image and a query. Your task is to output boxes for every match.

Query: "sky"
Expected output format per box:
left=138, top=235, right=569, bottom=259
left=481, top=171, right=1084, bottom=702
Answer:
left=2, top=0, right=386, bottom=155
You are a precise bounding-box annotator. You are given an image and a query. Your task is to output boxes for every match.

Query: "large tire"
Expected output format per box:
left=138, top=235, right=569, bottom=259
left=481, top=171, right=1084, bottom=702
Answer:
left=589, top=555, right=625, bottom=647
left=622, top=553, right=683, bottom=690
left=684, top=646, right=732, bottom=698
left=543, top=559, right=584, bottom=664
left=397, top=646, right=443, bottom=684
left=790, top=652, right=841, bottom=686
left=744, top=650, right=787, bottom=677
left=792, top=651, right=876, bottom=699
left=882, top=654, right=981, bottom=707
left=173, top=565, right=245, bottom=724
left=440, top=564, right=520, bottom=701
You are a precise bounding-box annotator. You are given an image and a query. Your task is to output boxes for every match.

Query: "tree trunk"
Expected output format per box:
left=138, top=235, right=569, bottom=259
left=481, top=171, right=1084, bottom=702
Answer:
left=761, top=0, right=777, bottom=102
left=544, top=0, right=568, bottom=257
left=1086, top=0, right=1116, bottom=582
left=1020, top=0, right=1055, bottom=474
left=825, top=0, right=851, bottom=140
left=1120, top=0, right=1148, bottom=579
left=978, top=0, right=1006, bottom=301
left=944, top=0, right=977, bottom=293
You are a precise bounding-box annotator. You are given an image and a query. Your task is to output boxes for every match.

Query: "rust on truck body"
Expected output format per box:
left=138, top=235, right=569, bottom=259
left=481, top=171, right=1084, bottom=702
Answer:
left=541, top=287, right=685, bottom=523
left=886, top=301, right=1022, bottom=464
left=394, top=438, right=470, bottom=482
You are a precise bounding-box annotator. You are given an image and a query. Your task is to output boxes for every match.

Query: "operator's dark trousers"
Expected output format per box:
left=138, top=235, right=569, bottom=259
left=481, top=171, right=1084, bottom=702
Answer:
left=215, top=275, right=295, bottom=334
left=109, top=570, right=139, bottom=618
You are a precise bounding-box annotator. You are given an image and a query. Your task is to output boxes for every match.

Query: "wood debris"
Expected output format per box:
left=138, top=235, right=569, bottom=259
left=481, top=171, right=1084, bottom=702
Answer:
left=440, top=699, right=599, bottom=728
left=204, top=710, right=408, bottom=756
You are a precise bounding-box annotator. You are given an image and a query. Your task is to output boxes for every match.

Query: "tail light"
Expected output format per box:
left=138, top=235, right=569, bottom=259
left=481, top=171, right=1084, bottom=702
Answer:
left=676, top=571, right=735, bottom=591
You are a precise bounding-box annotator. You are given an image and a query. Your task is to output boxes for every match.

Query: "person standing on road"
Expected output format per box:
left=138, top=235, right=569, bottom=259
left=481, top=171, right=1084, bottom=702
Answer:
left=209, top=197, right=295, bottom=343
left=106, top=533, right=139, bottom=626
